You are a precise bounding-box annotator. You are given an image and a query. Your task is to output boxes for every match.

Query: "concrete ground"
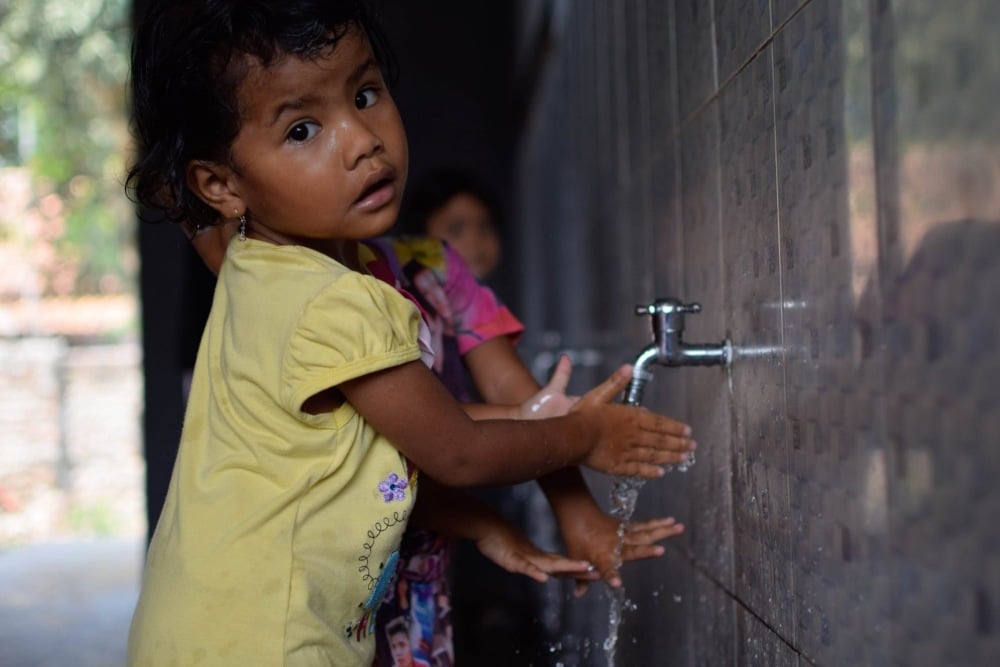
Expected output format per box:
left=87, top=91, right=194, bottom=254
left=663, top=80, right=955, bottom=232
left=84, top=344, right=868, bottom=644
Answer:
left=0, top=537, right=143, bottom=667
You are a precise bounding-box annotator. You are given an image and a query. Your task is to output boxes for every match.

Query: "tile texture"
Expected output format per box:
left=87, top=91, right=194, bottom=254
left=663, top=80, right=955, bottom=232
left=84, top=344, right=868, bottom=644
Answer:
left=513, top=0, right=1000, bottom=665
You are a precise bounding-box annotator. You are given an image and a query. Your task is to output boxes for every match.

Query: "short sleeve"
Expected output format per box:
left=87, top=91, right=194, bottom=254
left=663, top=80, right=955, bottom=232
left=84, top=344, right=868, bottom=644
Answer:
left=441, top=244, right=524, bottom=355
left=283, top=271, right=422, bottom=411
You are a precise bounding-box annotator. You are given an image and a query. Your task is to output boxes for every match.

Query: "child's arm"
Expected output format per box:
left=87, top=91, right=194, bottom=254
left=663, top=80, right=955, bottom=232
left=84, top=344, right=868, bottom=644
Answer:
left=338, top=359, right=693, bottom=486
left=186, top=222, right=692, bottom=483
left=410, top=477, right=592, bottom=583
left=464, top=342, right=687, bottom=590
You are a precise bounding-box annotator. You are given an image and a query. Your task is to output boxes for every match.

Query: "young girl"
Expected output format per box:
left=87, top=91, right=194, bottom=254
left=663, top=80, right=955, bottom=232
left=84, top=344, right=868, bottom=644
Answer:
left=187, top=224, right=688, bottom=666
left=126, top=2, right=694, bottom=665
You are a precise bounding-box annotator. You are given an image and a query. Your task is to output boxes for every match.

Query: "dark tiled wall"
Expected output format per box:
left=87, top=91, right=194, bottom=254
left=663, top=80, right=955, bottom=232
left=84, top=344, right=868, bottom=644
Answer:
left=514, top=1, right=1000, bottom=665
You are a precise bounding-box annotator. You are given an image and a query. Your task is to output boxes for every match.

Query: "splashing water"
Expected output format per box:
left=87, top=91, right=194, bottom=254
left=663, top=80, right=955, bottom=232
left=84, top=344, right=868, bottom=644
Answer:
left=603, top=474, right=643, bottom=666
left=603, top=361, right=706, bottom=665
left=604, top=415, right=695, bottom=665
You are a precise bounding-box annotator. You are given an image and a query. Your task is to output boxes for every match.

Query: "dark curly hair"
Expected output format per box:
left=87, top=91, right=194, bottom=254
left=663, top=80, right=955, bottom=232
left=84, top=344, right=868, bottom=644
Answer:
left=126, top=0, right=396, bottom=228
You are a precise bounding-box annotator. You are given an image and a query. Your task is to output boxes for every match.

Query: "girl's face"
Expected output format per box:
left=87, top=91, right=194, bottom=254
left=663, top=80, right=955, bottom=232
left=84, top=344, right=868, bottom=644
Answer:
left=425, top=193, right=500, bottom=278
left=193, top=27, right=408, bottom=256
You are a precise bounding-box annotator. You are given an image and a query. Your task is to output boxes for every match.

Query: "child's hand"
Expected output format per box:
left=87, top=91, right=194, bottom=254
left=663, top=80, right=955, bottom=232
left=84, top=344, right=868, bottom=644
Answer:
left=517, top=354, right=580, bottom=420
left=573, top=365, right=695, bottom=478
left=560, top=510, right=684, bottom=597
left=475, top=519, right=593, bottom=584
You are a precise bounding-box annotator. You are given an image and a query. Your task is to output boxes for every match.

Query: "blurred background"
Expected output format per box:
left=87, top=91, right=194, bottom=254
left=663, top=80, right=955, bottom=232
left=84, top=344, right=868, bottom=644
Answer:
left=0, top=1, right=145, bottom=664
left=2, top=0, right=999, bottom=666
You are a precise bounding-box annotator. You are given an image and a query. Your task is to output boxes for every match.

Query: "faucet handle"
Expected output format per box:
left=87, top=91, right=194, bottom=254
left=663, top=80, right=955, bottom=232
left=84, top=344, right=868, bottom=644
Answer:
left=634, top=299, right=702, bottom=316
left=681, top=302, right=702, bottom=314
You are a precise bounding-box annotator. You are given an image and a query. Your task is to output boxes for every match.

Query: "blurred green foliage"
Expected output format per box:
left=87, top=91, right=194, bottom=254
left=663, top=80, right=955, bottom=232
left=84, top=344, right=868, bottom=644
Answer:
left=0, top=0, right=135, bottom=296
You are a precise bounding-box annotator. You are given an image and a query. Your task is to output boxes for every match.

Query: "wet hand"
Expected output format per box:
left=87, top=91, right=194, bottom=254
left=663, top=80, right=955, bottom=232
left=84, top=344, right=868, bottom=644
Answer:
left=562, top=514, right=685, bottom=597
left=574, top=365, right=695, bottom=478
left=517, top=354, right=579, bottom=420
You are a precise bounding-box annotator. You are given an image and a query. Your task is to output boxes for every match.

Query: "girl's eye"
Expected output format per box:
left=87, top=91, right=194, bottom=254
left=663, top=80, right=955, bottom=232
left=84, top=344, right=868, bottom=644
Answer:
left=355, top=87, right=378, bottom=110
left=287, top=121, right=320, bottom=143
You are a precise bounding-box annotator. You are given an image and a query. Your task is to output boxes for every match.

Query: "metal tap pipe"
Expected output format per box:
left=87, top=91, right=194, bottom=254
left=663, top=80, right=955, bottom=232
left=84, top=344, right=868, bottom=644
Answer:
left=623, top=298, right=731, bottom=406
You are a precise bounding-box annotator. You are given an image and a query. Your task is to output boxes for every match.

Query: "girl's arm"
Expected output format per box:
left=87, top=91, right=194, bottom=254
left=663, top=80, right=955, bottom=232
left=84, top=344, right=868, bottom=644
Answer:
left=185, top=223, right=683, bottom=485
left=338, top=359, right=693, bottom=487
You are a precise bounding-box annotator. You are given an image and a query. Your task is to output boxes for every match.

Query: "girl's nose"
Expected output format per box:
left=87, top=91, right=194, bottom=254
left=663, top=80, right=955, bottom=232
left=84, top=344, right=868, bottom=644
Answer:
left=342, top=117, right=383, bottom=169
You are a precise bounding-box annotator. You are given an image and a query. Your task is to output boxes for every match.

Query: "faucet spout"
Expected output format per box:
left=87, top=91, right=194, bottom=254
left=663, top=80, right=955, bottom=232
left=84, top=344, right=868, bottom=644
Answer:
left=623, top=344, right=658, bottom=406
left=623, top=298, right=731, bottom=407
left=667, top=340, right=733, bottom=367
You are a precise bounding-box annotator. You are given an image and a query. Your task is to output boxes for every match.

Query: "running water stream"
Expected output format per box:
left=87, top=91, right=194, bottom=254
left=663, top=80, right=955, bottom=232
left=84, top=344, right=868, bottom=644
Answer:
left=602, top=393, right=696, bottom=666
left=600, top=299, right=733, bottom=665
left=602, top=355, right=742, bottom=665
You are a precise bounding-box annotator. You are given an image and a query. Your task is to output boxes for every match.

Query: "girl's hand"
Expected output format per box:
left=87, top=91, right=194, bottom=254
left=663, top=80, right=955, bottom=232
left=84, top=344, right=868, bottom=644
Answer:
left=517, top=354, right=579, bottom=420
left=573, top=365, right=696, bottom=478
left=561, top=512, right=685, bottom=597
left=476, top=520, right=593, bottom=584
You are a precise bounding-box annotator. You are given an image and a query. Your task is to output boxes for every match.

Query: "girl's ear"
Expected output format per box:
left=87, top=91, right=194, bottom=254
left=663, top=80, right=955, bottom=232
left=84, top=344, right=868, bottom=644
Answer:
left=187, top=160, right=246, bottom=218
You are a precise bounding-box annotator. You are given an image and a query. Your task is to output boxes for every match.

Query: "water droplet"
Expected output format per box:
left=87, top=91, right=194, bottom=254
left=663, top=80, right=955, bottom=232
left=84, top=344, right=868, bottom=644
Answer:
left=673, top=594, right=682, bottom=603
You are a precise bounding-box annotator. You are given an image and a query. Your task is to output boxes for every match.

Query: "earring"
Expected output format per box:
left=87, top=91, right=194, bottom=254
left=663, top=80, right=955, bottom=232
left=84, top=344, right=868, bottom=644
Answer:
left=238, top=214, right=248, bottom=242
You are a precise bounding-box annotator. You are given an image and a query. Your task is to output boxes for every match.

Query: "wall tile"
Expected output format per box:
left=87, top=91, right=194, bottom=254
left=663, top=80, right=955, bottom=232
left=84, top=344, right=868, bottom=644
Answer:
left=672, top=0, right=718, bottom=120
left=714, top=0, right=772, bottom=82
left=772, top=0, right=891, bottom=664
left=677, top=107, right=737, bottom=590
left=513, top=1, right=1000, bottom=665
left=716, top=47, right=798, bottom=642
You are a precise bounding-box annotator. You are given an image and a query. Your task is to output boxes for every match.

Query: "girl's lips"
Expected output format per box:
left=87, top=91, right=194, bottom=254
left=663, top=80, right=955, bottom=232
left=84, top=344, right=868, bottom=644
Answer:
left=354, top=178, right=396, bottom=211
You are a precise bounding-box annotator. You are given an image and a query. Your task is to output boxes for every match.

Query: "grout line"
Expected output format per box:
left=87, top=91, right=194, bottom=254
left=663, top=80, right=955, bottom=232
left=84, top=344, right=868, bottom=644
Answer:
left=667, top=542, right=819, bottom=665
left=672, top=0, right=815, bottom=143
left=768, top=7, right=800, bottom=653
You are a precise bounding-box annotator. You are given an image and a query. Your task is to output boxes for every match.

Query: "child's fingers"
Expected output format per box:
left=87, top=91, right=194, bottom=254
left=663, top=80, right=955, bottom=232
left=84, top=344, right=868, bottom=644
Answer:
left=598, top=564, right=623, bottom=590
left=543, top=354, right=573, bottom=394
left=575, top=365, right=632, bottom=409
left=624, top=517, right=685, bottom=544
left=639, top=449, right=691, bottom=465
left=639, top=432, right=697, bottom=453
left=526, top=554, right=593, bottom=578
left=620, top=543, right=666, bottom=562
left=614, top=461, right=667, bottom=479
left=617, top=518, right=684, bottom=562
left=511, top=557, right=550, bottom=583
left=571, top=564, right=604, bottom=598
left=632, top=447, right=692, bottom=467
left=637, top=409, right=693, bottom=437
left=573, top=566, right=622, bottom=595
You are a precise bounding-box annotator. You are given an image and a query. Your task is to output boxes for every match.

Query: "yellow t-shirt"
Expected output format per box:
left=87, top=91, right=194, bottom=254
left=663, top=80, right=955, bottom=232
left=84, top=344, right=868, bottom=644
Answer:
left=128, top=240, right=422, bottom=666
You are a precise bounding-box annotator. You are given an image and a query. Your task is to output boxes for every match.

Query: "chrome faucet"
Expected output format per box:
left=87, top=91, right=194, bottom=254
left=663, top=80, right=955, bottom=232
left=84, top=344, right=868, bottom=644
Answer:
left=623, top=298, right=732, bottom=406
